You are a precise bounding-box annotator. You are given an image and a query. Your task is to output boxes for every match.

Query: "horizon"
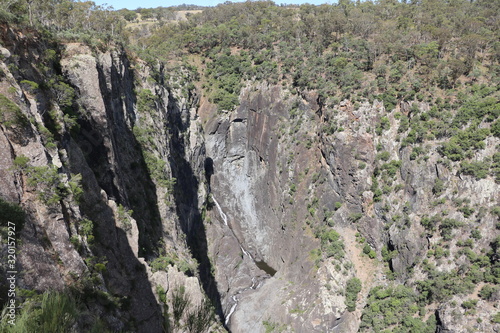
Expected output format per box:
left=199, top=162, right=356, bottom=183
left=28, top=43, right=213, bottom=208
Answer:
left=94, top=0, right=335, bottom=11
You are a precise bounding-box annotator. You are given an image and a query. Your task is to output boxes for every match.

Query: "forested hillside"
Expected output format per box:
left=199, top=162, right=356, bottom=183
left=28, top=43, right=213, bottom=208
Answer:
left=0, top=0, right=499, bottom=332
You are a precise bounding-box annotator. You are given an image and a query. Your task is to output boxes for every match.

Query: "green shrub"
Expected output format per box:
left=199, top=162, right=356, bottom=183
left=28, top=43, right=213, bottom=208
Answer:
left=439, top=218, right=464, bottom=241
left=492, top=119, right=500, bottom=137
left=0, top=291, right=78, bottom=333
left=376, top=151, right=390, bottom=161
left=315, top=227, right=345, bottom=260
left=0, top=197, right=25, bottom=228
left=172, top=286, right=190, bottom=325
left=25, top=166, right=64, bottom=205
left=461, top=299, right=478, bottom=309
left=185, top=300, right=215, bottom=333
left=20, top=80, right=39, bottom=92
left=345, top=278, right=362, bottom=312
left=460, top=160, right=490, bottom=179
left=432, top=178, right=445, bottom=195
left=0, top=94, right=29, bottom=127
left=348, top=212, right=363, bottom=223
left=478, top=284, right=498, bottom=301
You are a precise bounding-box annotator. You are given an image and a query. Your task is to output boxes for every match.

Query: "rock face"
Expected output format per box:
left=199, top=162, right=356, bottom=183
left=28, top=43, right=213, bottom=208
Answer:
left=0, top=25, right=499, bottom=333
left=0, top=27, right=213, bottom=332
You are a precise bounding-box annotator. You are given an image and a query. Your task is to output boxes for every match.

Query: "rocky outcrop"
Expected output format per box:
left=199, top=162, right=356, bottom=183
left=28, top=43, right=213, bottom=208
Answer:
left=0, top=26, right=214, bottom=332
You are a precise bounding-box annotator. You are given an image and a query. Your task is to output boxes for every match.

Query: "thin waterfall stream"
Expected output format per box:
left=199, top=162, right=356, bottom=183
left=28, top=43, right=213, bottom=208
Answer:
left=211, top=194, right=276, bottom=326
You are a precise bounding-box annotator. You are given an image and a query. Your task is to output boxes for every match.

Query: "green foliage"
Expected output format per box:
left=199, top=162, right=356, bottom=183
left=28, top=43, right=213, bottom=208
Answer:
left=79, top=218, right=94, bottom=241
left=172, top=286, right=190, bottom=326
left=363, top=244, right=376, bottom=259
left=315, top=227, right=345, bottom=261
left=156, top=285, right=167, bottom=304
left=0, top=94, right=29, bottom=127
left=381, top=245, right=398, bottom=262
left=150, top=253, right=197, bottom=276
left=360, top=285, right=436, bottom=333
left=478, top=285, right=498, bottom=301
left=345, top=278, right=362, bottom=312
left=376, top=151, right=390, bottom=162
left=439, top=218, right=464, bottom=241
left=0, top=291, right=78, bottom=333
left=432, top=178, right=445, bottom=195
left=376, top=116, right=390, bottom=135
left=185, top=300, right=215, bottom=333
left=348, top=212, right=363, bottom=223
left=460, top=160, right=490, bottom=180
left=20, top=80, right=39, bottom=92
left=379, top=160, right=402, bottom=178
left=25, top=166, right=65, bottom=206
left=416, top=265, right=475, bottom=303
left=0, top=198, right=25, bottom=228
left=492, top=119, right=500, bottom=138
left=439, top=126, right=491, bottom=161
left=136, top=89, right=157, bottom=114
left=53, top=81, right=76, bottom=110
left=117, top=204, right=133, bottom=232
left=262, top=320, right=286, bottom=333
left=461, top=299, right=478, bottom=309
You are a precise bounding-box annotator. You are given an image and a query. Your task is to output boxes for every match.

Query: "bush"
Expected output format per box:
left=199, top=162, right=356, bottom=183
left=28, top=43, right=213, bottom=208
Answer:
left=185, top=300, right=215, bottom=333
left=26, top=166, right=66, bottom=206
left=345, top=278, right=362, bottom=312
left=376, top=151, right=390, bottom=161
left=0, top=94, right=29, bottom=127
left=492, top=119, right=500, bottom=137
left=432, top=178, right=444, bottom=195
left=172, top=286, right=190, bottom=325
left=315, top=227, right=345, bottom=260
left=0, top=197, right=25, bottom=228
left=0, top=291, right=78, bottom=333
left=348, top=212, right=363, bottom=223
left=478, top=285, right=498, bottom=301
left=460, top=161, right=490, bottom=179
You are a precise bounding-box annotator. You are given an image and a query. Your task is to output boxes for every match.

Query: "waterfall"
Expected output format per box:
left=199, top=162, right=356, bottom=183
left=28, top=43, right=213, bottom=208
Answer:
left=225, top=295, right=238, bottom=326
left=212, top=195, right=228, bottom=226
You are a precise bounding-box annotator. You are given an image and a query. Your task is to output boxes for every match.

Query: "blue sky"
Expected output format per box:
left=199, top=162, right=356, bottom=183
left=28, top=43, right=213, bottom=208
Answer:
left=95, top=0, right=334, bottom=10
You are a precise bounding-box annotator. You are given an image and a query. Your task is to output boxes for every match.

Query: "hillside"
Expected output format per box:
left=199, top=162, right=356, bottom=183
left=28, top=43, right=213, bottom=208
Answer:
left=0, top=1, right=499, bottom=332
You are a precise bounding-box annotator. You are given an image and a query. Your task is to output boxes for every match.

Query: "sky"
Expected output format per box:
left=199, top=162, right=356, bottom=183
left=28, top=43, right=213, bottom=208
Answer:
left=94, top=0, right=334, bottom=10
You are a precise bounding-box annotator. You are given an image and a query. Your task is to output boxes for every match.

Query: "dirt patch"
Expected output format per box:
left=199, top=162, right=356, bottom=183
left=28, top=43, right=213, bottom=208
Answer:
left=339, top=227, right=380, bottom=295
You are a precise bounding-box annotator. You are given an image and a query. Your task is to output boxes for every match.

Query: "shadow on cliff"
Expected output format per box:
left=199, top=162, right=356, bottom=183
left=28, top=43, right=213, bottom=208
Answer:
left=67, top=55, right=164, bottom=331
left=165, top=92, right=225, bottom=322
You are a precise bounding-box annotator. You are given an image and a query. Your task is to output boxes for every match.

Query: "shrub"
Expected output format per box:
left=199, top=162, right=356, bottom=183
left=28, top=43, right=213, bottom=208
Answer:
left=0, top=197, right=25, bottom=228
left=0, top=291, right=78, bottom=333
left=20, top=80, right=39, bottom=92
left=376, top=151, right=391, bottom=161
left=345, top=278, right=362, bottom=312
left=460, top=161, right=490, bottom=179
left=185, top=300, right=215, bottom=333
left=315, top=227, right=345, bottom=260
left=478, top=284, right=498, bottom=301
left=432, top=178, right=444, bottom=195
left=439, top=218, right=464, bottom=241
left=26, top=166, right=66, bottom=206
left=0, top=94, right=29, bottom=127
left=348, top=212, right=363, bottom=223
left=461, top=299, right=478, bottom=309
left=172, top=286, right=190, bottom=325
left=492, top=119, right=500, bottom=138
